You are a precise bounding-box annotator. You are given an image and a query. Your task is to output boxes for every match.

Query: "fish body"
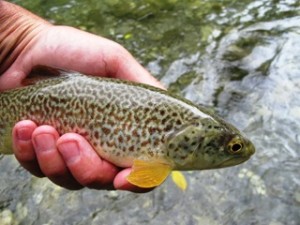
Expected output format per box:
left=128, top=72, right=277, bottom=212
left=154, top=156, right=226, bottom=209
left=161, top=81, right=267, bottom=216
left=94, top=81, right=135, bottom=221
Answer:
left=0, top=73, right=255, bottom=188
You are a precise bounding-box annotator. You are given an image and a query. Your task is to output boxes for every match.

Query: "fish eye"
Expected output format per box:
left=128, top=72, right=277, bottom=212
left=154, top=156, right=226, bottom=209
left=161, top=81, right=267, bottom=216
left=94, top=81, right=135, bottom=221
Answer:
left=228, top=138, right=243, bottom=154
left=231, top=143, right=243, bottom=152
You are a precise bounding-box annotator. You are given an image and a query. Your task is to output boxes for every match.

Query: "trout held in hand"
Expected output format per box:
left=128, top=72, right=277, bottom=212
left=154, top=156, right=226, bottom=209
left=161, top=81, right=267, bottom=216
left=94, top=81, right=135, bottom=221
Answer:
left=0, top=73, right=255, bottom=188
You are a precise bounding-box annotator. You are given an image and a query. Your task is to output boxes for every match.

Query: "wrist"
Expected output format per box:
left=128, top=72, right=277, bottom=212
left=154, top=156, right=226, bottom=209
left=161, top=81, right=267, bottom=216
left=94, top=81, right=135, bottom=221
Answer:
left=0, top=1, right=51, bottom=74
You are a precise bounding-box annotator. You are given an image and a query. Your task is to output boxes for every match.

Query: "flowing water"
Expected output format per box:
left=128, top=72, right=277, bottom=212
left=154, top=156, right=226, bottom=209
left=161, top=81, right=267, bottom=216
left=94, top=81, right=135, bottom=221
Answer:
left=1, top=0, right=300, bottom=224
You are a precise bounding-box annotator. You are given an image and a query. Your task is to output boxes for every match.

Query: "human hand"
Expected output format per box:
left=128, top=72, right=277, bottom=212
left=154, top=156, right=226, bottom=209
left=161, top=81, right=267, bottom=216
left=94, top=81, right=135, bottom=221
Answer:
left=0, top=1, right=163, bottom=192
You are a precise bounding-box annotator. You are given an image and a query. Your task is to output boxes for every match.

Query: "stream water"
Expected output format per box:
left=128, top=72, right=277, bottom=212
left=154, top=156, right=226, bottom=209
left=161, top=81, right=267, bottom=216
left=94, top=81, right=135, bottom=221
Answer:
left=1, top=0, right=300, bottom=224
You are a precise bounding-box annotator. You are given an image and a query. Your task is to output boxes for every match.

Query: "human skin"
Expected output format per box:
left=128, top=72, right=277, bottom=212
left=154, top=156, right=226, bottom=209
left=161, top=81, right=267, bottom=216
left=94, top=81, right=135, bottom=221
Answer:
left=0, top=1, right=164, bottom=191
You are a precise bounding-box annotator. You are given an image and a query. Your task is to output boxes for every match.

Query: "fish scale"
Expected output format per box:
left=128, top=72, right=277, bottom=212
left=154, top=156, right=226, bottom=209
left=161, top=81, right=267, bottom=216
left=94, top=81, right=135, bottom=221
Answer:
left=0, top=73, right=255, bottom=188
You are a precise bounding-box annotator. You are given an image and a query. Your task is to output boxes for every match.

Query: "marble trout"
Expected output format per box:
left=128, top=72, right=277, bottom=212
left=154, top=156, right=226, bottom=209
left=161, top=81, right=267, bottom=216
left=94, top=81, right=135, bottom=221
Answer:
left=0, top=73, right=255, bottom=188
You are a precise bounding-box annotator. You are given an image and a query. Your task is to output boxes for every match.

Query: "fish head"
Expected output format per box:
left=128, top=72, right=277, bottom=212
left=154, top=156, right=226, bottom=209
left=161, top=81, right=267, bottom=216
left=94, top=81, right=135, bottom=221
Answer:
left=166, top=117, right=255, bottom=170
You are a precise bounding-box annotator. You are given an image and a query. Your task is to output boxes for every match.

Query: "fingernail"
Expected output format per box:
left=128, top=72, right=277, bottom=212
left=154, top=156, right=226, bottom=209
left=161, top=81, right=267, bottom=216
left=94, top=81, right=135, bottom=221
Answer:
left=58, top=141, right=80, bottom=164
left=16, top=127, right=32, bottom=141
left=34, top=134, right=56, bottom=152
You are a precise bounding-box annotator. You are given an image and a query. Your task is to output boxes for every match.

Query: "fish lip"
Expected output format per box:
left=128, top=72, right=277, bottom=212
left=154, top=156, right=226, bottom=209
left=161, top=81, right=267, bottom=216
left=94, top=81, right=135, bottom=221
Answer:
left=218, top=156, right=251, bottom=168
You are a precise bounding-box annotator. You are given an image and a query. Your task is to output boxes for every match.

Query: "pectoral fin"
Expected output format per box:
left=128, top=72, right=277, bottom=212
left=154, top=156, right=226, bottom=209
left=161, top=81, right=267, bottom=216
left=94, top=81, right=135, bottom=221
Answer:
left=171, top=171, right=187, bottom=191
left=127, top=160, right=172, bottom=188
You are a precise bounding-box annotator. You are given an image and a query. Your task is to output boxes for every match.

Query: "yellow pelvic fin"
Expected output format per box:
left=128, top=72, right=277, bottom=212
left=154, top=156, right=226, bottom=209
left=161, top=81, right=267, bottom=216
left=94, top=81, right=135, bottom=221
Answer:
left=171, top=171, right=187, bottom=191
left=127, top=160, right=172, bottom=188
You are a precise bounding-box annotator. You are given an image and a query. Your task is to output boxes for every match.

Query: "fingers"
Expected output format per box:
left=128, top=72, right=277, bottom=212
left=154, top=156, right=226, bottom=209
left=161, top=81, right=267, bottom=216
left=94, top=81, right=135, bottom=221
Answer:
left=57, top=133, right=119, bottom=189
left=13, top=121, right=119, bottom=190
left=31, top=126, right=83, bottom=190
left=56, top=135, right=153, bottom=192
left=13, top=121, right=153, bottom=193
left=12, top=120, right=44, bottom=177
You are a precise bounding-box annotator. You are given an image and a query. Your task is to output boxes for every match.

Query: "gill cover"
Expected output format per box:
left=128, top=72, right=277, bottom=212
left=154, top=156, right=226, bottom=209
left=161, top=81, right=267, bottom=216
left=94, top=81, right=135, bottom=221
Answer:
left=166, top=123, right=205, bottom=166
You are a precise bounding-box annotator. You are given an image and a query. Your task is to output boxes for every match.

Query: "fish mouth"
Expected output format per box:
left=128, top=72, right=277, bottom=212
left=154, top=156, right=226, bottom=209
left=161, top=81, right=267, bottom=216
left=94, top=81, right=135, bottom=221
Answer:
left=219, top=156, right=251, bottom=168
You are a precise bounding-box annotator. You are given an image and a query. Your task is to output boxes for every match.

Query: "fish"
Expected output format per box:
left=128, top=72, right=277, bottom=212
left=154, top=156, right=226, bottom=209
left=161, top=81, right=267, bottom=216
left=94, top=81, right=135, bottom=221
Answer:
left=0, top=72, right=255, bottom=188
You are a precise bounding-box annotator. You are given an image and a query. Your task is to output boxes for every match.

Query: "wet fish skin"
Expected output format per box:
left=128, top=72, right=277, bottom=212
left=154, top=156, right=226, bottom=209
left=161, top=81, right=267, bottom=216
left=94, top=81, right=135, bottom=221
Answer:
left=0, top=73, right=255, bottom=187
